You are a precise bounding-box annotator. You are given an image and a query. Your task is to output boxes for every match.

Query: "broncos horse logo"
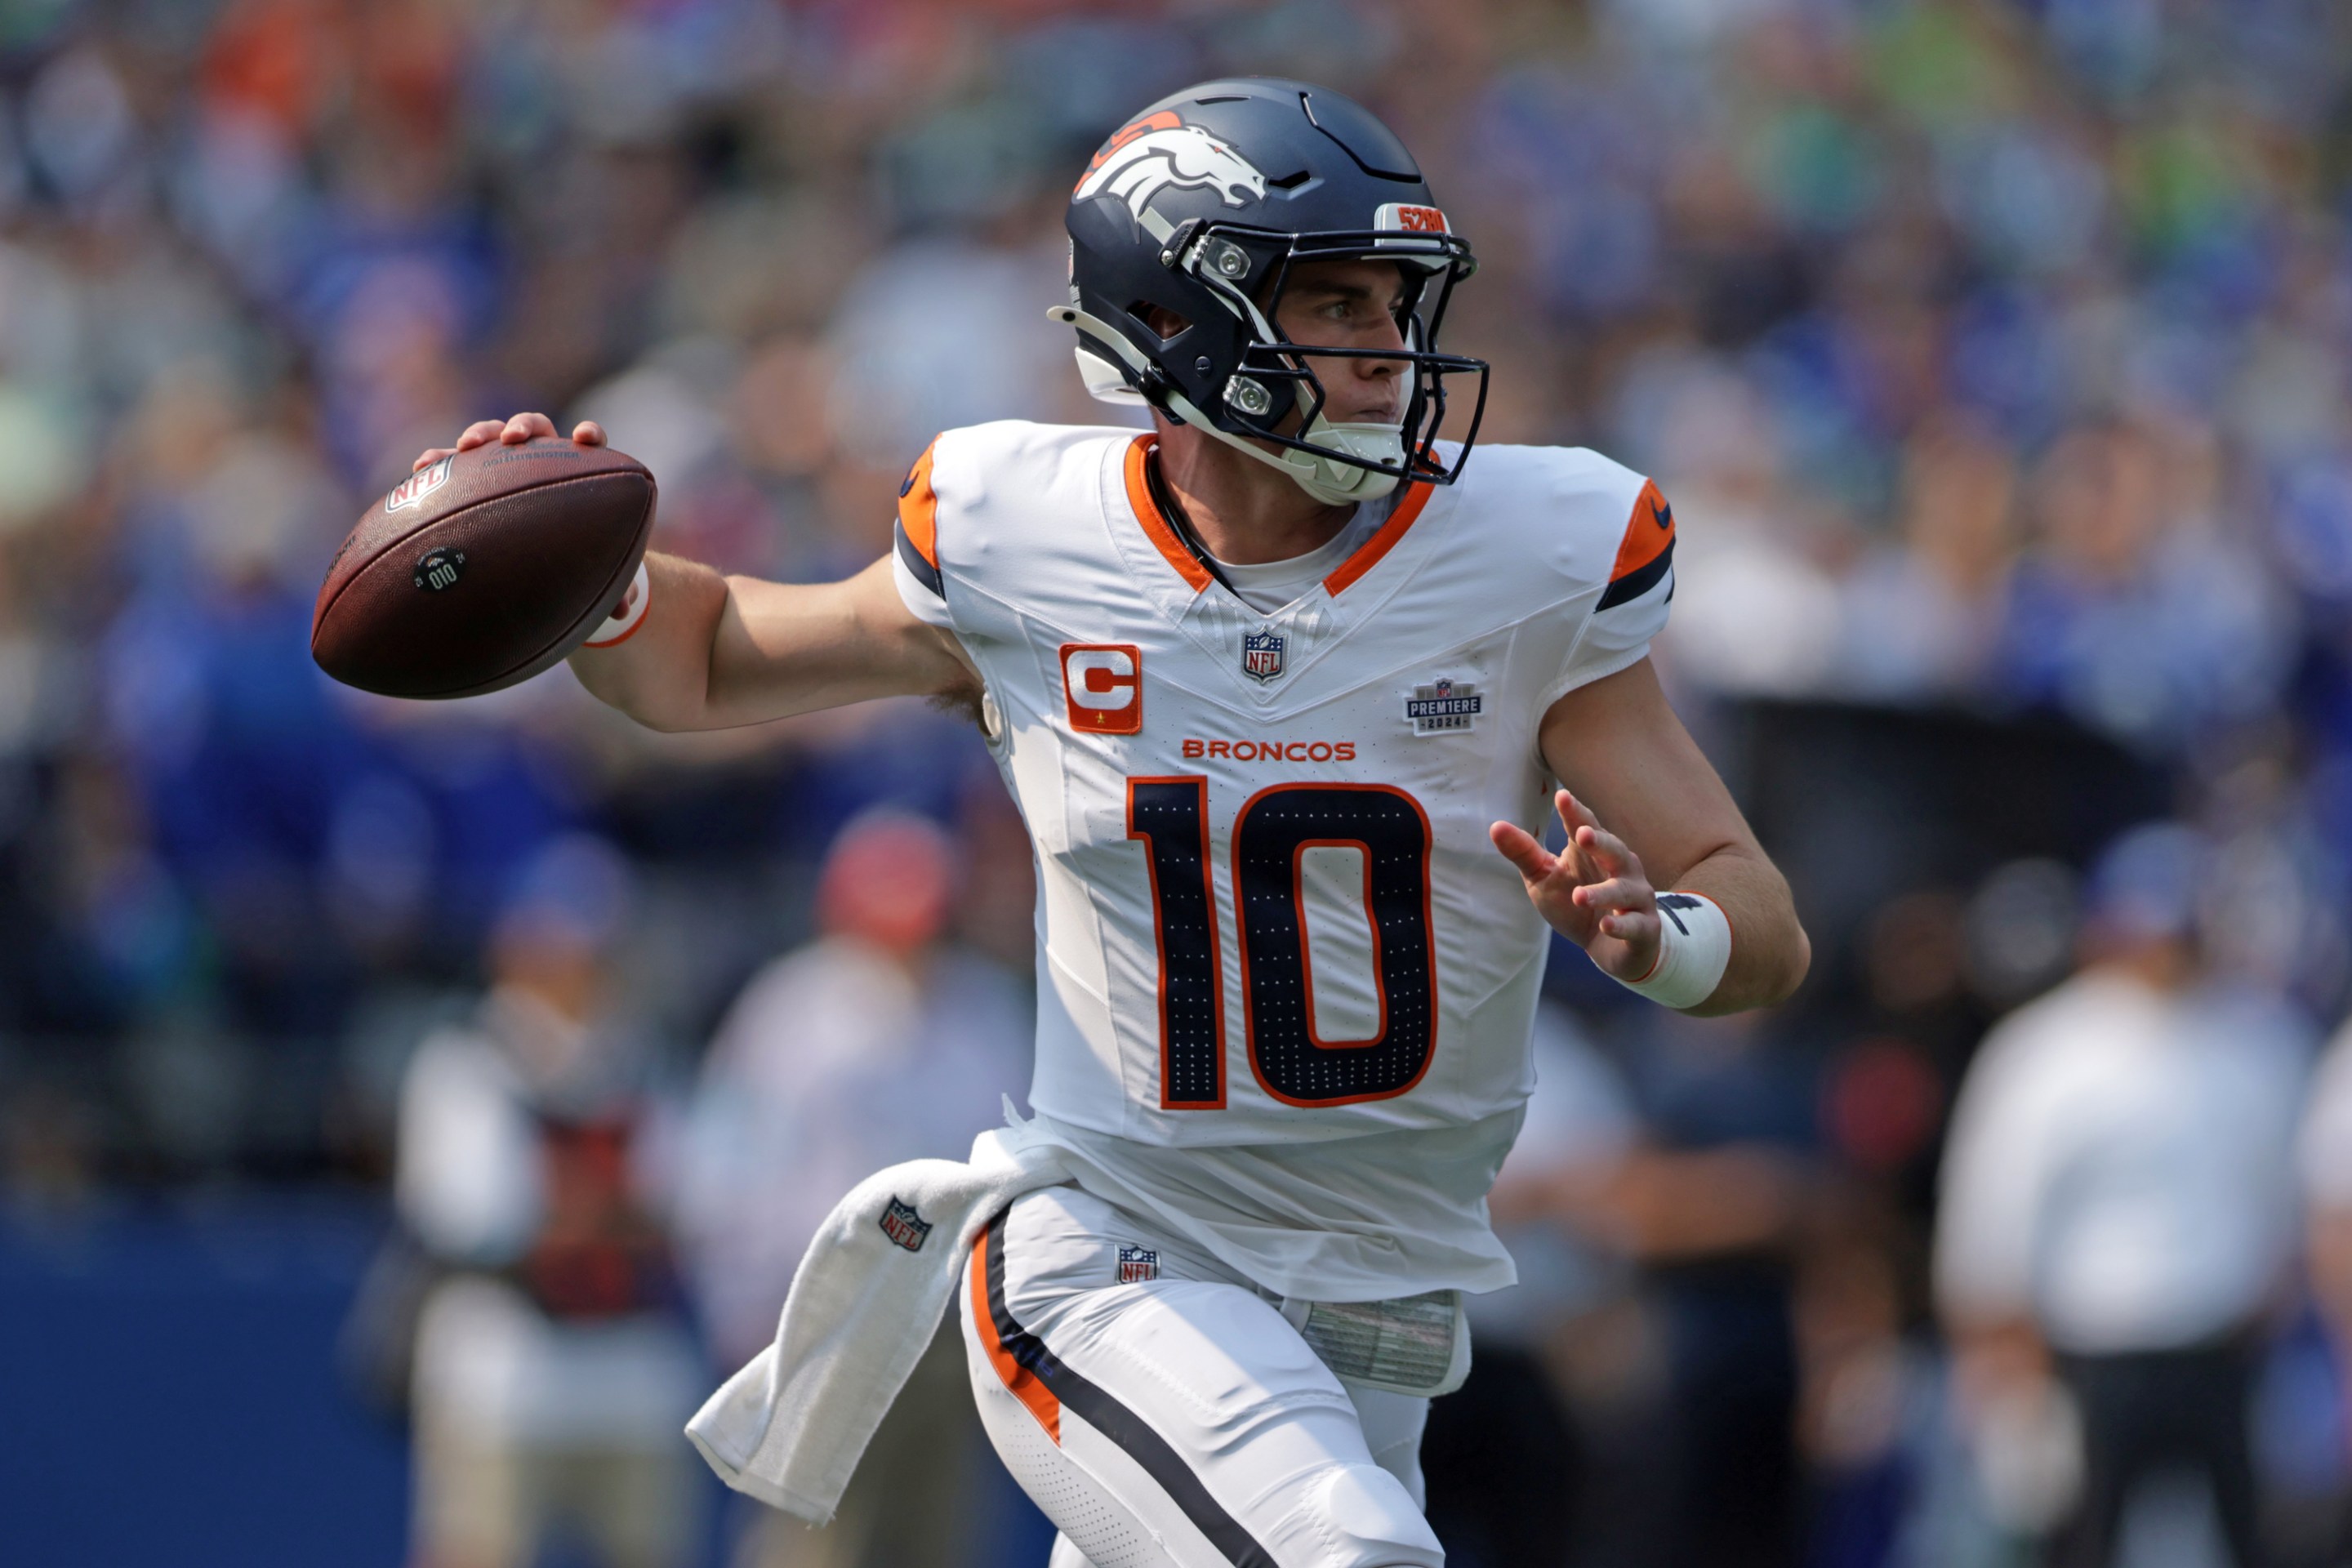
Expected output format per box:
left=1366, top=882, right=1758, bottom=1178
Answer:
left=1075, top=112, right=1267, bottom=222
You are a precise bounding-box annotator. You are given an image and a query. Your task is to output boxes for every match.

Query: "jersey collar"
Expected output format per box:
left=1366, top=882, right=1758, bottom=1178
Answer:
left=1121, top=434, right=1435, bottom=602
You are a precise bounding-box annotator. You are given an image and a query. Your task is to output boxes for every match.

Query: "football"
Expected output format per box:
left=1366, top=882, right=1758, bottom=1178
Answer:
left=310, top=438, right=657, bottom=699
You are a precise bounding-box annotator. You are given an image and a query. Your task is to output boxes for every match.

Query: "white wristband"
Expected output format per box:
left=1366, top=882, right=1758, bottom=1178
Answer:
left=1614, top=891, right=1732, bottom=1009
left=582, top=560, right=650, bottom=648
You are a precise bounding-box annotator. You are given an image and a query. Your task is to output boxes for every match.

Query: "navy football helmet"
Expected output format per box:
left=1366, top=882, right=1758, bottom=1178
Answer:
left=1054, top=78, right=1488, bottom=505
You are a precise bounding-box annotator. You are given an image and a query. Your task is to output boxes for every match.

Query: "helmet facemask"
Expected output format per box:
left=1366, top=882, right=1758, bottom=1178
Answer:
left=1158, top=223, right=1486, bottom=506
left=1062, top=220, right=1489, bottom=507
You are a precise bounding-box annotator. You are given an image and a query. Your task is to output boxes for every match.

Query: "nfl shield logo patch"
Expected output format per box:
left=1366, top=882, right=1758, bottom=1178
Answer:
left=1241, top=630, right=1286, bottom=683
left=878, top=1196, right=932, bottom=1252
left=1117, top=1245, right=1160, bottom=1284
left=383, top=455, right=452, bottom=513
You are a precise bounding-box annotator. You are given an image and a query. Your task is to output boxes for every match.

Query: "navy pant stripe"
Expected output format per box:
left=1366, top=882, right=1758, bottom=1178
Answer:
left=982, top=1209, right=1279, bottom=1568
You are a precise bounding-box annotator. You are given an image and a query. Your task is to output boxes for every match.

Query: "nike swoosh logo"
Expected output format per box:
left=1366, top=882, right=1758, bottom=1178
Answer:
left=1650, top=498, right=1673, bottom=531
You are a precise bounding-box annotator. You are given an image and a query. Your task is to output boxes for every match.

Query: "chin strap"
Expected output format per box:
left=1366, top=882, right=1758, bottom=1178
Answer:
left=1050, top=305, right=1405, bottom=506
left=1274, top=421, right=1405, bottom=505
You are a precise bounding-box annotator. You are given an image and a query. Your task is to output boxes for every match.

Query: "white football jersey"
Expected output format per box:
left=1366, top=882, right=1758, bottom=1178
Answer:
left=893, top=422, right=1674, bottom=1299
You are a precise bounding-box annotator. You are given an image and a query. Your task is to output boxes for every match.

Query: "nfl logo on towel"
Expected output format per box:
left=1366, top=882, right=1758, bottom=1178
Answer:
left=1117, top=1245, right=1160, bottom=1284
left=1241, top=630, right=1285, bottom=683
left=879, top=1196, right=932, bottom=1252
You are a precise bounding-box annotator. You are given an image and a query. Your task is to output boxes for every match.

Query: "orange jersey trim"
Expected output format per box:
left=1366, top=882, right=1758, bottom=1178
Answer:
left=969, top=1225, right=1060, bottom=1441
left=898, top=440, right=942, bottom=570
left=1125, top=436, right=1434, bottom=599
left=1323, top=481, right=1434, bottom=596
left=1610, top=479, right=1675, bottom=585
left=1123, top=435, right=1215, bottom=594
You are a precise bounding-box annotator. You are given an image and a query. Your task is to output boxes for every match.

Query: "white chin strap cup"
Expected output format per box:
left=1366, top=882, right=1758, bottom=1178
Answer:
left=1053, top=305, right=1410, bottom=506
left=1175, top=398, right=1403, bottom=505
left=1272, top=420, right=1405, bottom=505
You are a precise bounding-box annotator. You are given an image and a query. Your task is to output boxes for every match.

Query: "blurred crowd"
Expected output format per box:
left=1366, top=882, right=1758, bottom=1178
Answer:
left=3, top=0, right=2352, bottom=1565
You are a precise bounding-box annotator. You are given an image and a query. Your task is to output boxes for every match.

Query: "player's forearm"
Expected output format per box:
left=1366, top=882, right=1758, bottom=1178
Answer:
left=1674, top=844, right=1809, bottom=1015
left=699, top=562, right=973, bottom=727
left=568, top=552, right=969, bottom=732
left=568, top=552, right=735, bottom=730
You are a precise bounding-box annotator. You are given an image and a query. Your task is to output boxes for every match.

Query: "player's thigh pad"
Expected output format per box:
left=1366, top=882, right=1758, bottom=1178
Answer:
left=960, top=1189, right=1443, bottom=1568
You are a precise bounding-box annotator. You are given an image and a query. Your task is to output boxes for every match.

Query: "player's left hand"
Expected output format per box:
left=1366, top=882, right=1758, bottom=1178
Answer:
left=410, top=411, right=606, bottom=473
left=1490, top=790, right=1661, bottom=982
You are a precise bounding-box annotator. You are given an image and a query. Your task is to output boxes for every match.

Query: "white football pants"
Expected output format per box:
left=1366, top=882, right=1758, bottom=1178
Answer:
left=957, top=1185, right=1445, bottom=1568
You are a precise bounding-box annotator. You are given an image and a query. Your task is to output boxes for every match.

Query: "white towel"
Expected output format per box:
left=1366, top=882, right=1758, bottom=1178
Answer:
left=684, top=1118, right=1070, bottom=1521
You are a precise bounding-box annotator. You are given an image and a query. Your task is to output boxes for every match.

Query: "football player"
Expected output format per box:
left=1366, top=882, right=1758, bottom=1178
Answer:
left=420, top=78, right=1807, bottom=1568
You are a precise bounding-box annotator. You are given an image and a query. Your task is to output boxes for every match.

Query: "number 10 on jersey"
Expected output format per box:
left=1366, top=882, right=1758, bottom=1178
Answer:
left=1126, top=777, right=1437, bottom=1110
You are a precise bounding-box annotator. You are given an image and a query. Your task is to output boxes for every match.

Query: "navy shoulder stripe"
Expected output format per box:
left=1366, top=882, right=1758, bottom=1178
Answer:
left=895, top=517, right=945, bottom=599
left=1596, top=537, right=1671, bottom=612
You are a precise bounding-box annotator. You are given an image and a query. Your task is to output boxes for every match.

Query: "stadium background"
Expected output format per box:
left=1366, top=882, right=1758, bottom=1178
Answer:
left=1, top=0, right=2350, bottom=1565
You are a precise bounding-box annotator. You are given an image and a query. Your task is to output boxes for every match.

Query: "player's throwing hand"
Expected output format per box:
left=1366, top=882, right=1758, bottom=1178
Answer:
left=1490, top=791, right=1662, bottom=982
left=411, top=410, right=605, bottom=471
